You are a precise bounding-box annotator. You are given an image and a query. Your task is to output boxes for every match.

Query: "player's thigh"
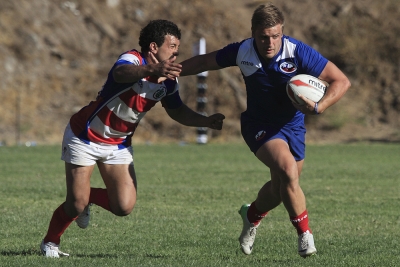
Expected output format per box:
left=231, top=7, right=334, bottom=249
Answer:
left=97, top=162, right=137, bottom=214
left=65, top=162, right=94, bottom=216
left=256, top=139, right=299, bottom=181
left=256, top=138, right=294, bottom=169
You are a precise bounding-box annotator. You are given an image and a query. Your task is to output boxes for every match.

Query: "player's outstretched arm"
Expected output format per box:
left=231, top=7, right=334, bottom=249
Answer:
left=180, top=51, right=222, bottom=76
left=165, top=104, right=225, bottom=130
left=113, top=55, right=182, bottom=83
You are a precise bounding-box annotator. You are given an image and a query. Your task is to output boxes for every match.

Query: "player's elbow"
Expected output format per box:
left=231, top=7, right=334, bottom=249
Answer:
left=345, top=78, right=351, bottom=90
left=341, top=77, right=351, bottom=94
left=333, top=76, right=351, bottom=96
left=112, top=68, right=125, bottom=83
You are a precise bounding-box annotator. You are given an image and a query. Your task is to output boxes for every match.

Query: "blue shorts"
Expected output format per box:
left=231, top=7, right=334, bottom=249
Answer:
left=240, top=113, right=306, bottom=161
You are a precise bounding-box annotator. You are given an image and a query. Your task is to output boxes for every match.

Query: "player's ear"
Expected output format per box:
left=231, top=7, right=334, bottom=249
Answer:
left=149, top=42, right=158, bottom=53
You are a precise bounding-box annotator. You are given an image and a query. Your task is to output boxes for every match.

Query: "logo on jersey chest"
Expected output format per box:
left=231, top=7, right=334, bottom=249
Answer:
left=153, top=86, right=167, bottom=99
left=279, top=61, right=297, bottom=73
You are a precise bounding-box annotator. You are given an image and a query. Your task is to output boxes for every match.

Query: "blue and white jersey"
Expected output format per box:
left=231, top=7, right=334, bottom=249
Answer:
left=216, top=35, right=328, bottom=126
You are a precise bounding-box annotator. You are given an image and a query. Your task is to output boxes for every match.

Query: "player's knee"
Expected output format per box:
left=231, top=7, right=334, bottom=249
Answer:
left=113, top=207, right=134, bottom=217
left=111, top=201, right=136, bottom=216
left=64, top=198, right=89, bottom=217
left=278, top=164, right=299, bottom=185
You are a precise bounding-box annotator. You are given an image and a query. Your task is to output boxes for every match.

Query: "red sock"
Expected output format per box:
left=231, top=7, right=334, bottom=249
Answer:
left=247, top=201, right=268, bottom=226
left=43, top=203, right=76, bottom=244
left=89, top=188, right=111, bottom=212
left=290, top=210, right=312, bottom=235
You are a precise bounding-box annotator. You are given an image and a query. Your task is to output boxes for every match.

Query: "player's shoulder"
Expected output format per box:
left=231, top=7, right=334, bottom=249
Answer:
left=236, top=38, right=258, bottom=57
left=282, top=35, right=315, bottom=51
left=282, top=35, right=301, bottom=43
left=216, top=39, right=250, bottom=67
left=119, top=49, right=142, bottom=57
left=117, top=49, right=144, bottom=65
left=281, top=35, right=305, bottom=50
left=281, top=35, right=321, bottom=59
left=220, top=38, right=251, bottom=52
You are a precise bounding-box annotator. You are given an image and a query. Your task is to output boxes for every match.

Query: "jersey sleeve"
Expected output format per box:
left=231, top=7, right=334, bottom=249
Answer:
left=296, top=42, right=328, bottom=77
left=115, top=50, right=143, bottom=66
left=160, top=79, right=183, bottom=109
left=215, top=42, right=242, bottom=68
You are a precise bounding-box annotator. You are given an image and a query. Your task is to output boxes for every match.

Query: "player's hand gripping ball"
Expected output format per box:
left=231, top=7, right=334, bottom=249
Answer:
left=286, top=74, right=327, bottom=105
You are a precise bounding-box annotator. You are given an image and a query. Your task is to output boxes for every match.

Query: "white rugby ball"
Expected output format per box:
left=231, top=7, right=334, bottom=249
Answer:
left=286, top=74, right=327, bottom=105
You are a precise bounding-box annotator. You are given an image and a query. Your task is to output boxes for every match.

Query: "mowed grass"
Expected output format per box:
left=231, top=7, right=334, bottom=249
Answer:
left=0, top=142, right=399, bottom=266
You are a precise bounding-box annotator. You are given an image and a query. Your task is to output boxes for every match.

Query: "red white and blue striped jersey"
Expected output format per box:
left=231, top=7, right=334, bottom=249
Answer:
left=216, top=35, right=328, bottom=126
left=70, top=49, right=183, bottom=148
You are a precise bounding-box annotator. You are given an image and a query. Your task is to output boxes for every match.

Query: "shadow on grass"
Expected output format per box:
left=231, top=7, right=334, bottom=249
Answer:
left=72, top=253, right=168, bottom=259
left=73, top=253, right=119, bottom=258
left=1, top=250, right=120, bottom=258
left=145, top=253, right=168, bottom=258
left=1, top=249, right=39, bottom=256
left=1, top=250, right=169, bottom=259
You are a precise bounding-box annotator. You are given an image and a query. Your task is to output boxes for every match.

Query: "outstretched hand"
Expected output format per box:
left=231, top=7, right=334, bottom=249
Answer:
left=149, top=53, right=182, bottom=80
left=207, top=113, right=225, bottom=130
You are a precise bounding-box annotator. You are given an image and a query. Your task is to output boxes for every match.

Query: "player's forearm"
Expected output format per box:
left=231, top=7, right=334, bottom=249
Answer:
left=180, top=56, right=206, bottom=76
left=166, top=104, right=210, bottom=127
left=113, top=64, right=155, bottom=83
left=180, top=51, right=220, bottom=76
left=318, top=79, right=351, bottom=113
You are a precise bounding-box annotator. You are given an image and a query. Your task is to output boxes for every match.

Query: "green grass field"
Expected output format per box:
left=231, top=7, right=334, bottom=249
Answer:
left=0, top=142, right=399, bottom=266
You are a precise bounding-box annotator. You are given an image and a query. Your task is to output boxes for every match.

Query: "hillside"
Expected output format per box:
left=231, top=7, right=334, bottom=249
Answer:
left=0, top=0, right=399, bottom=145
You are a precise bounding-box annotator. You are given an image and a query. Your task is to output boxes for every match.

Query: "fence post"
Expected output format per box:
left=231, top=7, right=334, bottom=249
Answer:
left=193, top=37, right=208, bottom=144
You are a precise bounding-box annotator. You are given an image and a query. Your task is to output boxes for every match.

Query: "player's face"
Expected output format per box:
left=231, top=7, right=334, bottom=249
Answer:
left=155, top=34, right=180, bottom=62
left=252, top=24, right=283, bottom=61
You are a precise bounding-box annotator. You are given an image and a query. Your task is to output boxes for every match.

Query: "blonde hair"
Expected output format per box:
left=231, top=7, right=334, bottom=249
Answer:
left=251, top=3, right=285, bottom=31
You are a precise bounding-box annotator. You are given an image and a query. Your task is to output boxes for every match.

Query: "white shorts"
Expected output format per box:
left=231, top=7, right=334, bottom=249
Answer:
left=61, top=124, right=133, bottom=166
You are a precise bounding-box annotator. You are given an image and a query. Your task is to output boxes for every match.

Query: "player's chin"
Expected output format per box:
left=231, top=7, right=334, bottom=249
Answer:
left=265, top=51, right=275, bottom=59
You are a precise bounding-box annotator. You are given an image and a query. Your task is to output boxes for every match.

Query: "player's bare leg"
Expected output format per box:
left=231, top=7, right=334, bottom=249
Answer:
left=64, top=163, right=94, bottom=218
left=255, top=139, right=306, bottom=215
left=238, top=172, right=282, bottom=255
left=240, top=139, right=316, bottom=257
left=69, top=162, right=137, bottom=231
left=97, top=162, right=137, bottom=216
left=253, top=174, right=282, bottom=213
left=41, top=163, right=94, bottom=257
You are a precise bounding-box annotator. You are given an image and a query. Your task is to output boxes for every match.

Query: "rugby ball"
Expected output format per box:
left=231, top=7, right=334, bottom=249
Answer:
left=286, top=74, right=327, bottom=105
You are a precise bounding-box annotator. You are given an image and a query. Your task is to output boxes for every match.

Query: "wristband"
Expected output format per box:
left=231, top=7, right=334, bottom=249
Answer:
left=314, top=102, right=319, bottom=115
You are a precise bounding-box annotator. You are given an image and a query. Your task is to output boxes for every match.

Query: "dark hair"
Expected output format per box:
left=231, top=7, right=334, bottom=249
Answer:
left=251, top=3, right=285, bottom=31
left=139, top=19, right=181, bottom=53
